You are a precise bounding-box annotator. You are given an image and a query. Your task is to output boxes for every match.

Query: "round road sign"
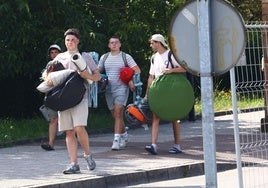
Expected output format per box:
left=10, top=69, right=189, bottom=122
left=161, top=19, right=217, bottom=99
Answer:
left=169, top=0, right=246, bottom=76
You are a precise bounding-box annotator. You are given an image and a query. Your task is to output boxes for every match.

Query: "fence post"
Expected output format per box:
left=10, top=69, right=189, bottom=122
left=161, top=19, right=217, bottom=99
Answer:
left=261, top=0, right=268, bottom=132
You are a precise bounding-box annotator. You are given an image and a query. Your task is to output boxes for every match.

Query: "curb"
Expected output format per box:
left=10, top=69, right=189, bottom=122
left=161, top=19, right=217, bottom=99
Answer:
left=28, top=162, right=236, bottom=188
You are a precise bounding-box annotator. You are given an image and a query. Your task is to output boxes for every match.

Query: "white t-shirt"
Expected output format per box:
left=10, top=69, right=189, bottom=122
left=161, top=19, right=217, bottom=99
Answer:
left=149, top=50, right=180, bottom=78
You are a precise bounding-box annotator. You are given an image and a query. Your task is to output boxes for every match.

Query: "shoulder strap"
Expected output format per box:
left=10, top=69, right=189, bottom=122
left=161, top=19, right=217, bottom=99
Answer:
left=101, top=52, right=110, bottom=71
left=122, top=52, right=127, bottom=67
left=102, top=52, right=128, bottom=69
left=166, top=50, right=174, bottom=68
left=102, top=52, right=109, bottom=65
left=151, top=54, right=156, bottom=64
left=151, top=51, right=174, bottom=68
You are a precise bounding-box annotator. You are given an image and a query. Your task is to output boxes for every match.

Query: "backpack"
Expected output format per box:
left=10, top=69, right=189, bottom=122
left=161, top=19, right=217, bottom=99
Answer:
left=87, top=51, right=99, bottom=65
left=44, top=71, right=86, bottom=111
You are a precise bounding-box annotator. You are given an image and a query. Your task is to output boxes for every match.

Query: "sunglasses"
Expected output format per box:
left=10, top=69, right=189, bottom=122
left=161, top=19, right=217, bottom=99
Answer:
left=109, top=41, right=120, bottom=45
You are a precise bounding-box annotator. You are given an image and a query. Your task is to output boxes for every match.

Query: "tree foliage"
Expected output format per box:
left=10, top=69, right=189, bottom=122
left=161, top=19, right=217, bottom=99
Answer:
left=230, top=0, right=262, bottom=21
left=0, top=0, right=262, bottom=117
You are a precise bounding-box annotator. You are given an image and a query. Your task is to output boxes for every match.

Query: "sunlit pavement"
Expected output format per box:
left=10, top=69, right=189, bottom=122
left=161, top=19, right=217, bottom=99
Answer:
left=0, top=112, right=265, bottom=188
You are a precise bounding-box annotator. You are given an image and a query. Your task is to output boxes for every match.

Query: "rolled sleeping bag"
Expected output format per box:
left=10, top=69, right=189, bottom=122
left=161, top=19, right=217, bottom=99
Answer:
left=71, top=53, right=93, bottom=84
left=48, top=69, right=74, bottom=86
left=36, top=69, right=74, bottom=93
left=36, top=82, right=53, bottom=93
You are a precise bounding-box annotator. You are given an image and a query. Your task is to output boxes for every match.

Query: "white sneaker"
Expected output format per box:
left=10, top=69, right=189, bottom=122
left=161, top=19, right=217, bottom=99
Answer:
left=120, top=135, right=129, bottom=148
left=111, top=140, right=120, bottom=150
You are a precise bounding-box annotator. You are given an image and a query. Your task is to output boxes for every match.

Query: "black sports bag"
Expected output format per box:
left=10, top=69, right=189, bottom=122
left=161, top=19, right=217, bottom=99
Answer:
left=44, top=72, right=86, bottom=111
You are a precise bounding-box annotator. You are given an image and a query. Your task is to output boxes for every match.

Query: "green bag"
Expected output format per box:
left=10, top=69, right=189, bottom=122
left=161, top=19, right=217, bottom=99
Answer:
left=148, top=73, right=194, bottom=121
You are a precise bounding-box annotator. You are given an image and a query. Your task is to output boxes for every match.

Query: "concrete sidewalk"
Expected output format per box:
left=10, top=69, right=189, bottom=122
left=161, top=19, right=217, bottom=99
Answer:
left=128, top=167, right=268, bottom=188
left=0, top=113, right=251, bottom=188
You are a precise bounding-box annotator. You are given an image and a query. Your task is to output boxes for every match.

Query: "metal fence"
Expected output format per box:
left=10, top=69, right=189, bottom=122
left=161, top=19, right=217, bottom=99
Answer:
left=232, top=22, right=268, bottom=188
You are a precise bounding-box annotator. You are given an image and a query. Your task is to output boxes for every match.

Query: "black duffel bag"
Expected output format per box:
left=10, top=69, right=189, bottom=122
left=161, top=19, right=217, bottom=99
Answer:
left=44, top=72, right=86, bottom=111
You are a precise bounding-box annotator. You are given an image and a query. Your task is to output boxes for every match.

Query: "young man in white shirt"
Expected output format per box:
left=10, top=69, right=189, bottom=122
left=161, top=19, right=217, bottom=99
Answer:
left=144, top=34, right=186, bottom=155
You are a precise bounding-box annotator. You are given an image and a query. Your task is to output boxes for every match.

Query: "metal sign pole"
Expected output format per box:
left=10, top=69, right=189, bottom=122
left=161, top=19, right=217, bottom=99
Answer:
left=169, top=1, right=245, bottom=185
left=198, top=0, right=218, bottom=187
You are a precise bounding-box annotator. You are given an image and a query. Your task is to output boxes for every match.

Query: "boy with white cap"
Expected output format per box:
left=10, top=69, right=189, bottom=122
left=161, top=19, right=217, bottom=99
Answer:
left=144, top=34, right=186, bottom=155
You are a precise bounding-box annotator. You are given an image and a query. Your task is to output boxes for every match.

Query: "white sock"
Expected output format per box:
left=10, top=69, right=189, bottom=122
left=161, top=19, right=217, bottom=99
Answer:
left=152, top=144, right=157, bottom=150
left=84, top=153, right=91, bottom=157
left=173, top=144, right=181, bottom=150
left=114, top=134, right=120, bottom=141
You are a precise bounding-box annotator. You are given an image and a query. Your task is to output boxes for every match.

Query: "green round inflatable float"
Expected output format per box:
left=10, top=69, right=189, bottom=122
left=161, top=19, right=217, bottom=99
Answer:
left=148, top=73, right=194, bottom=121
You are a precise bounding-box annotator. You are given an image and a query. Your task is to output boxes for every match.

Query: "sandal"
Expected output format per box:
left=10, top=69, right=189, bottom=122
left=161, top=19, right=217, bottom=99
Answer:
left=41, top=143, right=55, bottom=151
left=168, top=146, right=182, bottom=154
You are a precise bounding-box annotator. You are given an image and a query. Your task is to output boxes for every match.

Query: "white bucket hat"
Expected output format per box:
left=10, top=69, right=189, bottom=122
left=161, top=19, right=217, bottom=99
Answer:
left=151, top=34, right=168, bottom=47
